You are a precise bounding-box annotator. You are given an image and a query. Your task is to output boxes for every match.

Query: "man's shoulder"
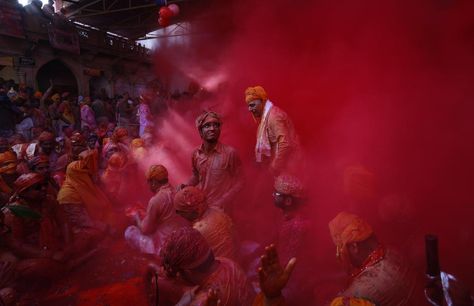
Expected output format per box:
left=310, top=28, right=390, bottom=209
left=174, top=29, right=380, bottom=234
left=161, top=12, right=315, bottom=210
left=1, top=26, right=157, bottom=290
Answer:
left=151, top=185, right=174, bottom=203
left=216, top=142, right=238, bottom=154
left=269, top=105, right=289, bottom=119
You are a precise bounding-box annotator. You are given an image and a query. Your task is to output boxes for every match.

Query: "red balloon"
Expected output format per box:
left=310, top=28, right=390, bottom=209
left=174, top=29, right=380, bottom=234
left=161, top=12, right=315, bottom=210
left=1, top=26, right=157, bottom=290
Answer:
left=158, top=17, right=170, bottom=27
left=159, top=6, right=173, bottom=19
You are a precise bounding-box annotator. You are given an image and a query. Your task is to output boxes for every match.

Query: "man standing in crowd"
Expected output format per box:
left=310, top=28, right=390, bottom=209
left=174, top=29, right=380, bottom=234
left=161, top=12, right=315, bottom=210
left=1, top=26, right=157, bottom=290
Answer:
left=182, top=111, right=243, bottom=212
left=245, top=86, right=299, bottom=175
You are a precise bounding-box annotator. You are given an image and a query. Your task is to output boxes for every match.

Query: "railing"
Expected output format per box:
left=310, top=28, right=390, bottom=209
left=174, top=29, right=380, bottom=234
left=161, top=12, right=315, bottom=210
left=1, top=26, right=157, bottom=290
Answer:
left=18, top=7, right=150, bottom=58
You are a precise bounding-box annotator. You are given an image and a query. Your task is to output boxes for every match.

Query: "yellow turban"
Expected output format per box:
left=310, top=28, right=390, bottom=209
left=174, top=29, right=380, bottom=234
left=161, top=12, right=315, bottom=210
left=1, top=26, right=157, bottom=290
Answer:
left=245, top=86, right=268, bottom=103
left=145, top=164, right=168, bottom=181
left=131, top=138, right=145, bottom=149
left=328, top=212, right=373, bottom=259
left=330, top=297, right=376, bottom=306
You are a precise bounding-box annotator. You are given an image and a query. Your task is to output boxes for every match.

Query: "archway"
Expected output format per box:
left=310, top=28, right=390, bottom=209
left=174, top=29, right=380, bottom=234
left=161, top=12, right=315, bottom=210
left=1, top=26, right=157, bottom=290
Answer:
left=36, top=59, right=78, bottom=94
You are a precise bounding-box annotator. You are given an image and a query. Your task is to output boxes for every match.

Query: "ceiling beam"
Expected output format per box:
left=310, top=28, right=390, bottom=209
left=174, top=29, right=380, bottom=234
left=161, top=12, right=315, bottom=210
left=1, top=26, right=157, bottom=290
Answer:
left=71, top=3, right=157, bottom=19
left=66, top=0, right=103, bottom=17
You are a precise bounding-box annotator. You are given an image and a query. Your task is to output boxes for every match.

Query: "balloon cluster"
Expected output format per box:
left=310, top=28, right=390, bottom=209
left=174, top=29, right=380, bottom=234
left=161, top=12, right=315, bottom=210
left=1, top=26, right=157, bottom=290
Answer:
left=158, top=4, right=180, bottom=27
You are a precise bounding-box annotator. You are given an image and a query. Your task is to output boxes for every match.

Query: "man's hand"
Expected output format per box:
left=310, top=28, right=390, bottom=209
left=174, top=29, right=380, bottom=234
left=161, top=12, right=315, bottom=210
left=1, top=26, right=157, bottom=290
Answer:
left=258, top=244, right=296, bottom=299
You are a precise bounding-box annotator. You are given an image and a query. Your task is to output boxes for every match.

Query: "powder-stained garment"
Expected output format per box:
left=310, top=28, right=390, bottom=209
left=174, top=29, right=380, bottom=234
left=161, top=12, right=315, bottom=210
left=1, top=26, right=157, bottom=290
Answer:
left=193, top=208, right=235, bottom=259
left=192, top=257, right=253, bottom=306
left=125, top=184, right=188, bottom=254
left=342, top=248, right=419, bottom=306
left=3, top=197, right=62, bottom=254
left=256, top=105, right=299, bottom=173
left=190, top=143, right=243, bottom=211
left=277, top=214, right=316, bottom=304
left=80, top=104, right=96, bottom=129
left=57, top=150, right=112, bottom=222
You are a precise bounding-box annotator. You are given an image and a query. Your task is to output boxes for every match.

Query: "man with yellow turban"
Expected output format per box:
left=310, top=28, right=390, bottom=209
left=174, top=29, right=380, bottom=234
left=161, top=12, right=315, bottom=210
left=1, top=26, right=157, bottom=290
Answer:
left=182, top=111, right=243, bottom=213
left=174, top=186, right=235, bottom=259
left=328, top=212, right=420, bottom=306
left=124, top=164, right=188, bottom=254
left=245, top=86, right=299, bottom=175
left=157, top=227, right=252, bottom=305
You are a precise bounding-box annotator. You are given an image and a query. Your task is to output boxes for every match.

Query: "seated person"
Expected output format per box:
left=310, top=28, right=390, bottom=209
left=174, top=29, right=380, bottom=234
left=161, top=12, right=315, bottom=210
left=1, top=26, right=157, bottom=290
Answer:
left=159, top=227, right=253, bottom=306
left=124, top=165, right=188, bottom=254
left=174, top=186, right=235, bottom=259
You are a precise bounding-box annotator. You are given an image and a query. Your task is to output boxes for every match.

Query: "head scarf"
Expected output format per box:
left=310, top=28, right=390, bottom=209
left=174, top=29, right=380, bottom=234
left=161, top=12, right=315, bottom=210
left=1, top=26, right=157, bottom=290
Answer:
left=29, top=154, right=49, bottom=169
left=328, top=212, right=373, bottom=259
left=245, top=86, right=268, bottom=104
left=330, top=297, right=376, bottom=306
left=38, top=131, right=55, bottom=143
left=274, top=174, right=304, bottom=198
left=0, top=151, right=18, bottom=174
left=174, top=186, right=207, bottom=214
left=145, top=165, right=168, bottom=181
left=160, top=227, right=212, bottom=276
left=14, top=172, right=45, bottom=195
left=195, top=111, right=222, bottom=130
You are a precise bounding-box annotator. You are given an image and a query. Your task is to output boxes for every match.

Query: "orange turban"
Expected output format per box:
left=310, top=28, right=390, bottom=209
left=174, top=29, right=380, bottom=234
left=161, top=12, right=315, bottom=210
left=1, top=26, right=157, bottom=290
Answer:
left=328, top=212, right=373, bottom=259
left=174, top=186, right=206, bottom=214
left=112, top=127, right=128, bottom=142
left=160, top=227, right=212, bottom=276
left=34, top=91, right=43, bottom=99
left=274, top=174, right=304, bottom=198
left=0, top=151, right=18, bottom=174
left=131, top=138, right=145, bottom=149
left=195, top=111, right=222, bottom=130
left=107, top=152, right=127, bottom=171
left=14, top=173, right=45, bottom=195
left=330, top=297, right=376, bottom=306
left=145, top=164, right=168, bottom=181
left=245, top=86, right=268, bottom=103
left=38, top=131, right=55, bottom=142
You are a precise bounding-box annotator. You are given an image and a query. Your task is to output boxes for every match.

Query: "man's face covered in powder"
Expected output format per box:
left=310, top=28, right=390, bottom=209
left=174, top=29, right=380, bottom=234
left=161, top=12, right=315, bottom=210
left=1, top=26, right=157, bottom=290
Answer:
left=200, top=117, right=221, bottom=143
left=247, top=99, right=265, bottom=118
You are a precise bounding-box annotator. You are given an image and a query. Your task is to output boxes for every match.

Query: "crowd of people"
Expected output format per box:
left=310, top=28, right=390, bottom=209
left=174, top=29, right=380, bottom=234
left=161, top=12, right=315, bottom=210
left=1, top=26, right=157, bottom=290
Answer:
left=0, top=79, right=472, bottom=306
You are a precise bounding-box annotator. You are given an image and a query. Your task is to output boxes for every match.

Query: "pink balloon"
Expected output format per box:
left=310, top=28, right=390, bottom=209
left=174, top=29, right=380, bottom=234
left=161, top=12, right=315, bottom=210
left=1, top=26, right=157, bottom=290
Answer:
left=167, top=3, right=180, bottom=16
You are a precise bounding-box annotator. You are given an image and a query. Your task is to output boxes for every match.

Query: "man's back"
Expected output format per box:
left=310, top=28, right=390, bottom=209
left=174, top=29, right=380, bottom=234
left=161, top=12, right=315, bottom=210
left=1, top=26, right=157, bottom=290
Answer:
left=193, top=208, right=234, bottom=259
left=343, top=248, right=420, bottom=306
